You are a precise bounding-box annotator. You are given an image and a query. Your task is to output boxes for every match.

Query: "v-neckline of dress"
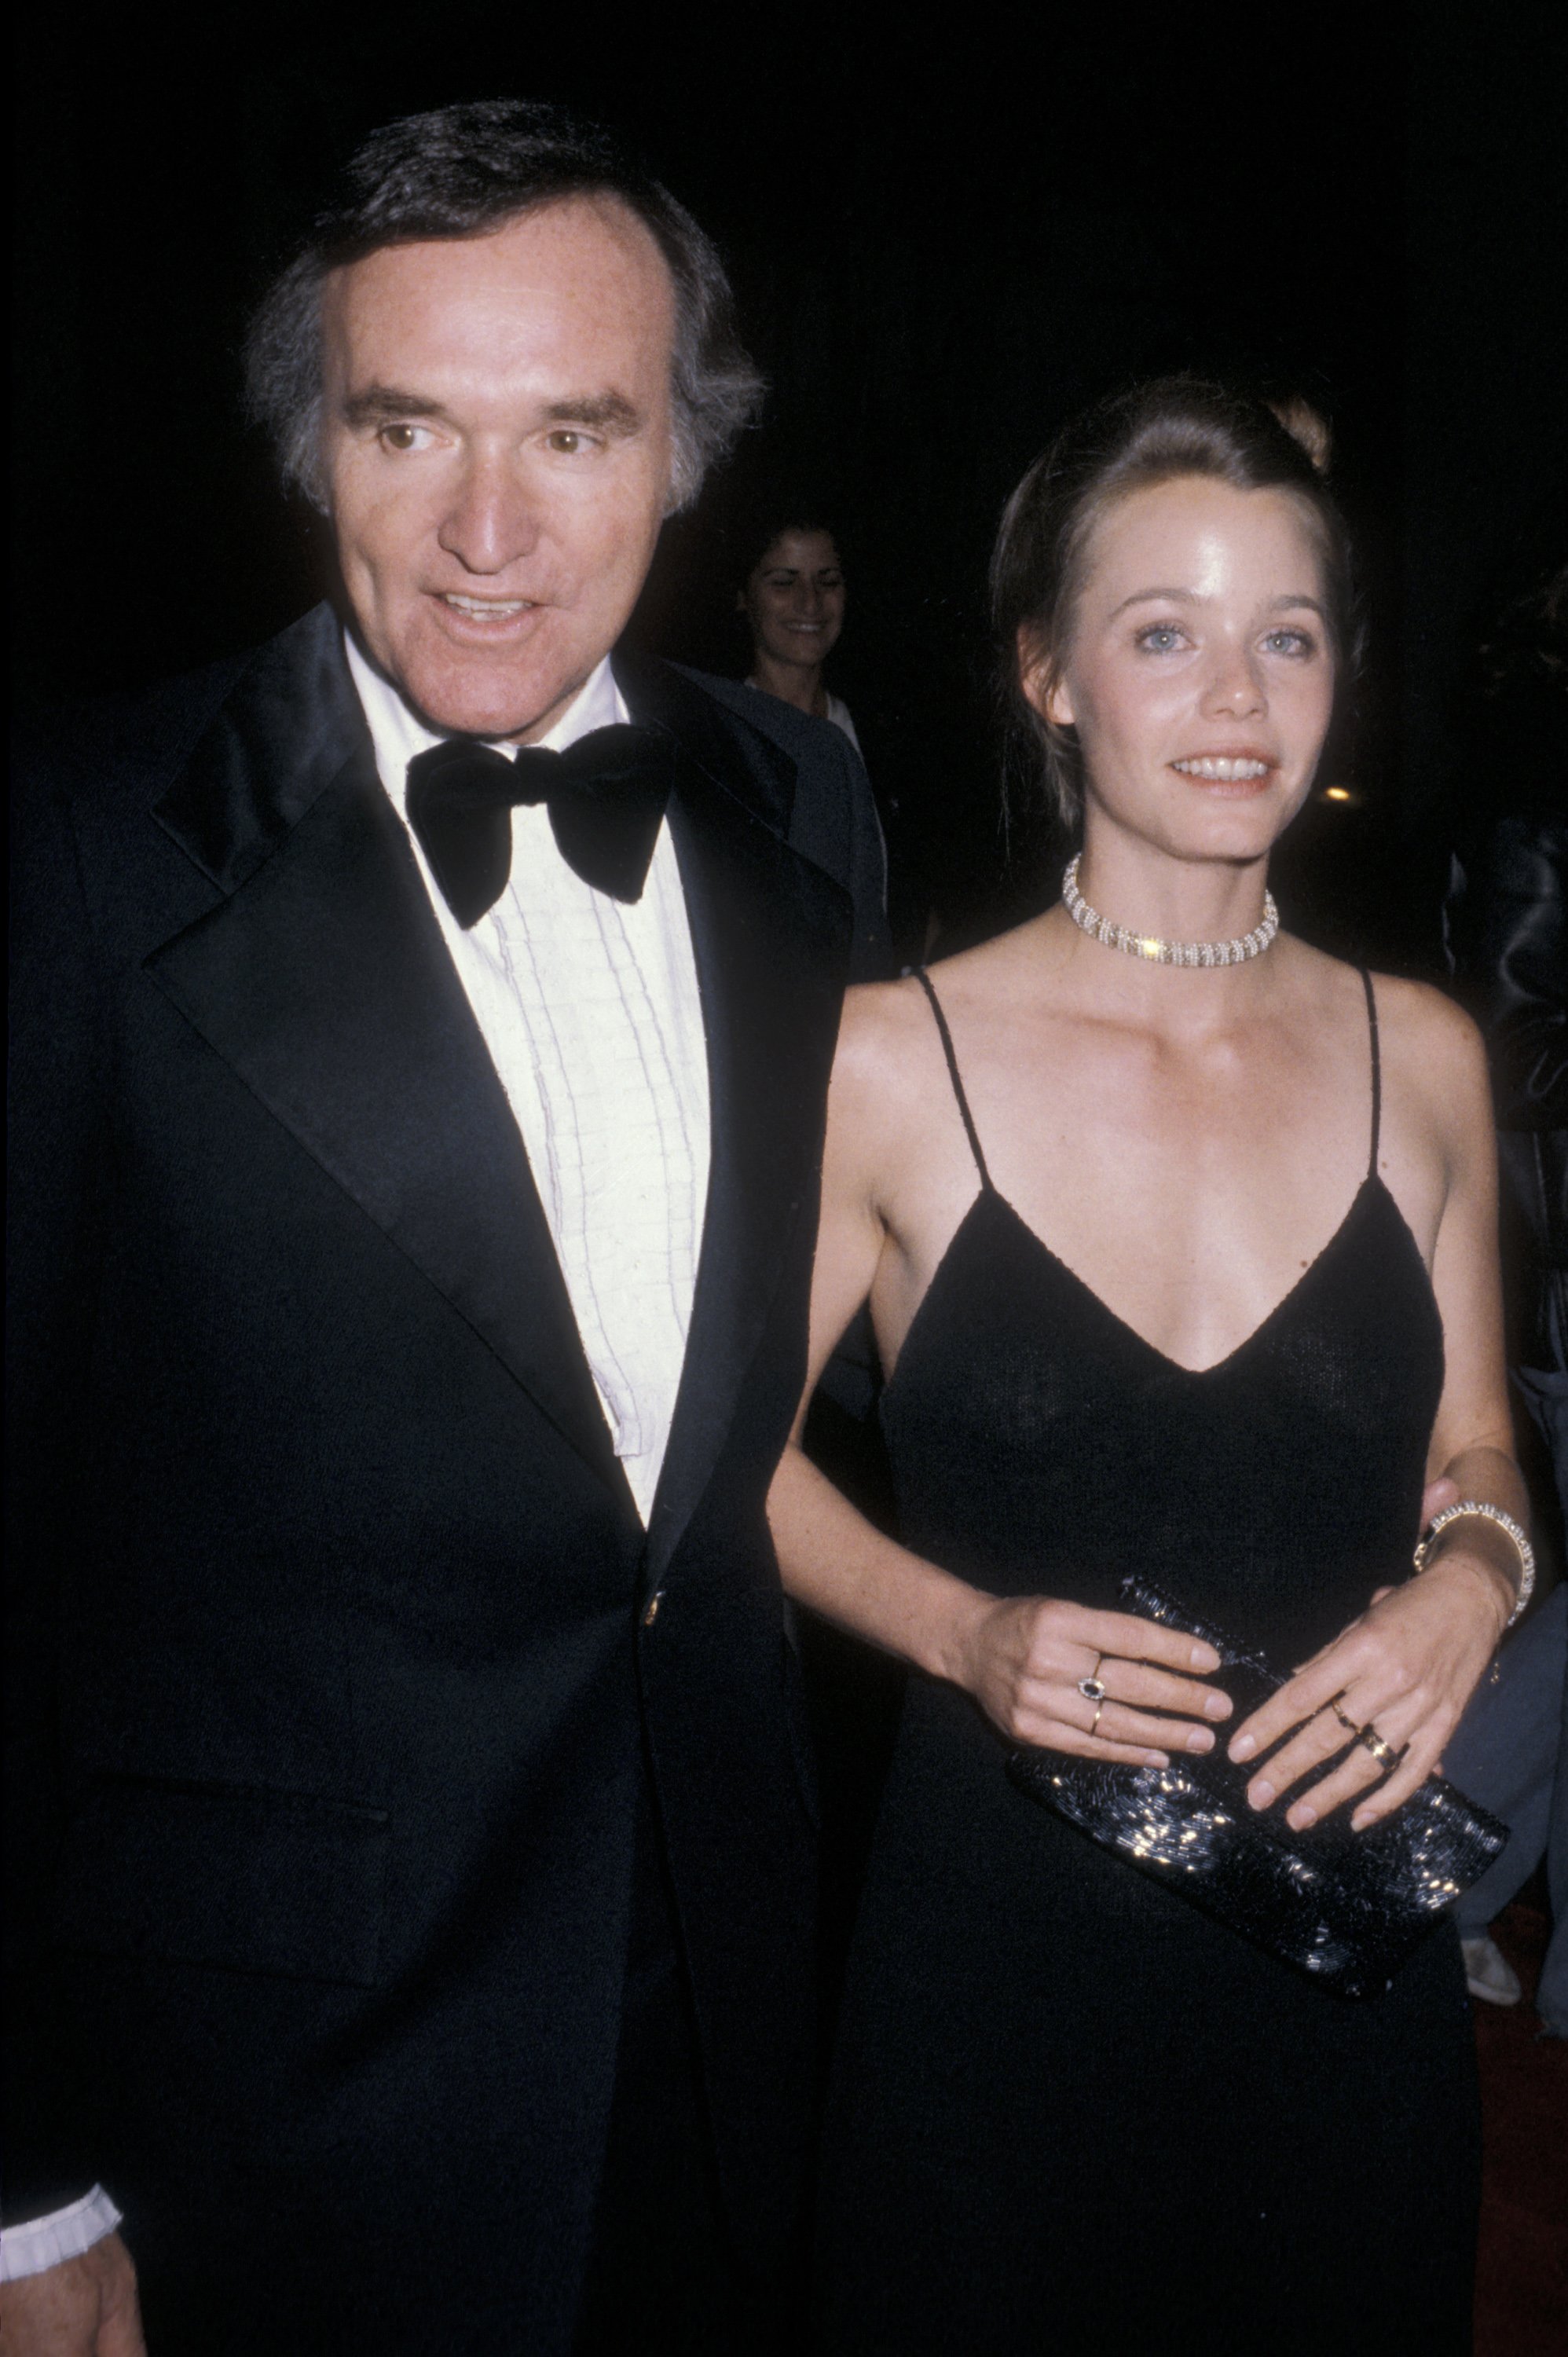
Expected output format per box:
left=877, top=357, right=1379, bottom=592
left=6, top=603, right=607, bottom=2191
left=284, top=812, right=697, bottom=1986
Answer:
left=884, top=1174, right=1424, bottom=1397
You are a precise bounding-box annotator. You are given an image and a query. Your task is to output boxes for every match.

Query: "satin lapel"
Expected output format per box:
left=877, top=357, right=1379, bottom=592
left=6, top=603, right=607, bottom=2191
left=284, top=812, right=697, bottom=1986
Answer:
left=618, top=657, right=852, bottom=1583
left=147, top=609, right=625, bottom=1497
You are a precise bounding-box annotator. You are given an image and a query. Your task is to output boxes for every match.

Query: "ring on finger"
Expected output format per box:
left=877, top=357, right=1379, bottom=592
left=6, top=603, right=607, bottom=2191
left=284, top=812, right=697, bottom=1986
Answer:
left=1355, top=1722, right=1404, bottom=1773
left=1076, top=1653, right=1108, bottom=1706
left=1328, top=1699, right=1404, bottom=1775
left=1088, top=1695, right=1107, bottom=1738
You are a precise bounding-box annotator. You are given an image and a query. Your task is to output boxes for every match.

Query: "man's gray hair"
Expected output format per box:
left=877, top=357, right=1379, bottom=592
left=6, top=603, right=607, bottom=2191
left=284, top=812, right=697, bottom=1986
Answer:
left=244, top=99, right=764, bottom=515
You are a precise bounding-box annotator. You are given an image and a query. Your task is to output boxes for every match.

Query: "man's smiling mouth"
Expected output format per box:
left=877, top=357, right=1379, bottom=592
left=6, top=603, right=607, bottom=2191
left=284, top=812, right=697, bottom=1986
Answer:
left=439, top=593, right=536, bottom=618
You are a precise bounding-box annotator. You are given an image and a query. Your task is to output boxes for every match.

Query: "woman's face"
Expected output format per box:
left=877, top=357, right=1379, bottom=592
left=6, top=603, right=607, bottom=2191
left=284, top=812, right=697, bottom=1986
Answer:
left=1031, top=475, right=1337, bottom=863
left=741, top=530, right=846, bottom=668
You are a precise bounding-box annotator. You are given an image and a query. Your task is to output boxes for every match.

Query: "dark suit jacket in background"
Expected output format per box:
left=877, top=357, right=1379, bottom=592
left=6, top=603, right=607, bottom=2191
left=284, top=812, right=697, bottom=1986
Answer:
left=5, top=604, right=888, bottom=2352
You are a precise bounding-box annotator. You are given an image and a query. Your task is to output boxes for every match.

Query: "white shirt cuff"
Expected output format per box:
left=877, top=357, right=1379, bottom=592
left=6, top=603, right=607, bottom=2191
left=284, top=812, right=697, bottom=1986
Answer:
left=0, top=2187, right=122, bottom=2281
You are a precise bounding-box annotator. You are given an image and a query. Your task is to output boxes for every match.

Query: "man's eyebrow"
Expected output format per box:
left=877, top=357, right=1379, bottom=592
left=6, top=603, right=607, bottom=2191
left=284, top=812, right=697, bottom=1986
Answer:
left=539, top=392, right=643, bottom=434
left=339, top=387, right=647, bottom=434
left=341, top=385, right=449, bottom=428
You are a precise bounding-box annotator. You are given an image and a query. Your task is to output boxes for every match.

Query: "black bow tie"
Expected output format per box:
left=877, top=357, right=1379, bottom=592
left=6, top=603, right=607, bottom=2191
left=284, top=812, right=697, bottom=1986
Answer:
left=405, top=724, right=675, bottom=927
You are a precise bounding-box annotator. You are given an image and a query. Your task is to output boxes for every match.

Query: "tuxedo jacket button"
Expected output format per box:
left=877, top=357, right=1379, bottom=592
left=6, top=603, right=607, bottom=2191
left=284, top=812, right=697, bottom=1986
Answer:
left=641, top=1591, right=664, bottom=1628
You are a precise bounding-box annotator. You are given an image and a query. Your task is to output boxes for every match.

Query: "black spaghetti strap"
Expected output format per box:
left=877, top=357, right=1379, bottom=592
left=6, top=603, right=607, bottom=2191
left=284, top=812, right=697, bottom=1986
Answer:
left=914, top=970, right=993, bottom=1190
left=1359, top=967, right=1382, bottom=1178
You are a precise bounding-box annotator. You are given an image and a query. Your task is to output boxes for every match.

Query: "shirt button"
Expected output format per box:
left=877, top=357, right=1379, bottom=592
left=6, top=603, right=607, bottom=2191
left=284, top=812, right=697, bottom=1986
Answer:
left=642, top=1591, right=664, bottom=1629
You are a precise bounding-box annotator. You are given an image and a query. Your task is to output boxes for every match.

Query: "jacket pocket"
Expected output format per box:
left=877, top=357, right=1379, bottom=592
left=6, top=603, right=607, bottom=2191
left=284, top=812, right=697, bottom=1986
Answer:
left=53, top=1774, right=390, bottom=1987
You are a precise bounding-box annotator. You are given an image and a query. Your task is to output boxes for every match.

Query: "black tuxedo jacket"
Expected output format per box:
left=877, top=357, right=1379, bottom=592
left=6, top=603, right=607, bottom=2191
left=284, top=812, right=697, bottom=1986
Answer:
left=5, top=606, right=888, bottom=2352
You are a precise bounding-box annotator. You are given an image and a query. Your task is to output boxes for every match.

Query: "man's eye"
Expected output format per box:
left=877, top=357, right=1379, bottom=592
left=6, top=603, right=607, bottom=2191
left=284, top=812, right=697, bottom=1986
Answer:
left=379, top=423, right=429, bottom=453
left=547, top=429, right=590, bottom=453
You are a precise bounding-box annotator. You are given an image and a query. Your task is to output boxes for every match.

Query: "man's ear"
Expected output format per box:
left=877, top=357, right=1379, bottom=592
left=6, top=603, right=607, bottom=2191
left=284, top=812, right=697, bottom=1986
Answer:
left=1017, top=629, right=1073, bottom=730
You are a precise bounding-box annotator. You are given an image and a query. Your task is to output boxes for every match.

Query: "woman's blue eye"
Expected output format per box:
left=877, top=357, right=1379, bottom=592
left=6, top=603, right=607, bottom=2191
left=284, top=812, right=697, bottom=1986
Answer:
left=1137, top=625, right=1184, bottom=652
left=1264, top=629, right=1316, bottom=657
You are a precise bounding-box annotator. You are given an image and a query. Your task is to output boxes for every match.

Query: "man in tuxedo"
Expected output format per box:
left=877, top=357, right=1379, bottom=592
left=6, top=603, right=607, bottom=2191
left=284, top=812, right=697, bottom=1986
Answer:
left=4, top=100, right=886, bottom=2354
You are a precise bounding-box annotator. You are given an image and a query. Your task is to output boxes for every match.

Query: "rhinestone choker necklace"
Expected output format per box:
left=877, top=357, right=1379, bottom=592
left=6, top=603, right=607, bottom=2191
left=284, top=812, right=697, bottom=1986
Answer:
left=1061, top=854, right=1279, bottom=967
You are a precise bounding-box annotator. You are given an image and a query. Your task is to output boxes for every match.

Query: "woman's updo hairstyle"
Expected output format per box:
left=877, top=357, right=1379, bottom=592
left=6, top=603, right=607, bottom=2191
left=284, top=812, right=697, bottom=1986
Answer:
left=991, top=376, right=1363, bottom=828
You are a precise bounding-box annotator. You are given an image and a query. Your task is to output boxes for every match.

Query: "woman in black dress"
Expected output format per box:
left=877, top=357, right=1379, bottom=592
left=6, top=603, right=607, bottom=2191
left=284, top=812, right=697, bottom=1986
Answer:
left=767, top=382, right=1532, bottom=2353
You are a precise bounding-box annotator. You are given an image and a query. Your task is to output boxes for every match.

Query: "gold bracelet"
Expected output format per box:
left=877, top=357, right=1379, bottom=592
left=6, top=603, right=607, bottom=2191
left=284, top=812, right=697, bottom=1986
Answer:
left=1412, top=1501, right=1535, bottom=1629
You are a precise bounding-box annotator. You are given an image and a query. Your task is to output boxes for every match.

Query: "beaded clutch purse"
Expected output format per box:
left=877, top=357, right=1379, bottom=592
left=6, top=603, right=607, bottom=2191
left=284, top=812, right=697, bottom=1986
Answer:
left=1006, top=1572, right=1508, bottom=1998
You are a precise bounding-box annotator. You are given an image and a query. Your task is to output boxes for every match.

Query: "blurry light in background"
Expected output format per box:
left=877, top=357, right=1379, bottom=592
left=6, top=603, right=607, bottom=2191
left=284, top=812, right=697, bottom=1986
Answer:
left=1321, top=786, right=1355, bottom=805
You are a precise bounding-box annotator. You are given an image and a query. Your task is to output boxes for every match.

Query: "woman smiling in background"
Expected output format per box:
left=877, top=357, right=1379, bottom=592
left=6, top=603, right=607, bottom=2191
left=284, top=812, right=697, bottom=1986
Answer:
left=738, top=511, right=862, bottom=752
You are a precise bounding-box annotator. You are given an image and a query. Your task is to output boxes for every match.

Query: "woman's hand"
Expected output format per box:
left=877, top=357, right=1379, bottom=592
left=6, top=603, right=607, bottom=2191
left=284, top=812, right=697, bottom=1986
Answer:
left=955, top=1596, right=1233, bottom=1763
left=1226, top=1542, right=1514, bottom=1831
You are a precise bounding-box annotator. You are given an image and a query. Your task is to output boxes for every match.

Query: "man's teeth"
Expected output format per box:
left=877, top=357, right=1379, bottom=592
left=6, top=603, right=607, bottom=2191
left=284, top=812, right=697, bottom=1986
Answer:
left=442, top=595, right=530, bottom=617
left=1172, top=757, right=1270, bottom=781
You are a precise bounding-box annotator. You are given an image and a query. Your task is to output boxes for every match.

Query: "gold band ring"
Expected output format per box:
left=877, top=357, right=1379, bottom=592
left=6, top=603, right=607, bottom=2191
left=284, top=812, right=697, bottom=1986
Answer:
left=1089, top=1696, right=1107, bottom=1739
left=1356, top=1724, right=1403, bottom=1773
left=1329, top=1696, right=1402, bottom=1774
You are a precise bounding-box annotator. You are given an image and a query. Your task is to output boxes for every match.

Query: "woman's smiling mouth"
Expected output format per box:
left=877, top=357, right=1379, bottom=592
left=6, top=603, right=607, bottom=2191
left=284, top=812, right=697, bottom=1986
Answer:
left=1171, top=754, right=1273, bottom=782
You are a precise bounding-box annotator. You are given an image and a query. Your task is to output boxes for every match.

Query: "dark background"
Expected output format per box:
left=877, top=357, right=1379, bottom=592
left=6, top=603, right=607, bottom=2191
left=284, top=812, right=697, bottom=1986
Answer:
left=12, top=1, right=1567, bottom=960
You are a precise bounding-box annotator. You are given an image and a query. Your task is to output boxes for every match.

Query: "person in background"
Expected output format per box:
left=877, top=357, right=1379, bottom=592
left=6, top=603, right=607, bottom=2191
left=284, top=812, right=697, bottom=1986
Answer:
left=1442, top=556, right=1567, bottom=2025
left=734, top=507, right=940, bottom=969
left=738, top=514, right=862, bottom=750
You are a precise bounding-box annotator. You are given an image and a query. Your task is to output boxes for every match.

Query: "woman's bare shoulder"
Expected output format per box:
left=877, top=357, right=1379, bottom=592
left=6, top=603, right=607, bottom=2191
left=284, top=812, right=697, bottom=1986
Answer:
left=1354, top=966, right=1492, bottom=1156
left=1285, top=940, right=1486, bottom=1089
left=820, top=976, right=954, bottom=1211
left=1367, top=970, right=1488, bottom=1083
left=833, top=973, right=946, bottom=1119
left=840, top=970, right=935, bottom=1054
left=837, top=925, right=1040, bottom=1075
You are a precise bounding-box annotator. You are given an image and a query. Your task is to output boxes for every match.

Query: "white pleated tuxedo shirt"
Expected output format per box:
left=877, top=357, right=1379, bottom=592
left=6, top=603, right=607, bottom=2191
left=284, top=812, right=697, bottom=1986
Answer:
left=0, top=640, right=712, bottom=2281
left=348, top=632, right=710, bottom=1522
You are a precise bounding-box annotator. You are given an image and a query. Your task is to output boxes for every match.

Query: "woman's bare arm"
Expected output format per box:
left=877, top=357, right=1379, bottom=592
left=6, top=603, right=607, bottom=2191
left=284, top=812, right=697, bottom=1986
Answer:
left=768, top=988, right=1005, bottom=1691
left=1229, top=984, right=1530, bottom=1827
left=769, top=986, right=1228, bottom=1761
